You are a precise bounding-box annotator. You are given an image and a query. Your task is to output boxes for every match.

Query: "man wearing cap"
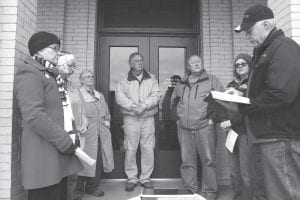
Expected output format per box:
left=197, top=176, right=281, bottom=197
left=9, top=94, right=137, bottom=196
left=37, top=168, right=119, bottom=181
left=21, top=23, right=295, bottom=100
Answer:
left=234, top=5, right=300, bottom=200
left=14, top=32, right=82, bottom=200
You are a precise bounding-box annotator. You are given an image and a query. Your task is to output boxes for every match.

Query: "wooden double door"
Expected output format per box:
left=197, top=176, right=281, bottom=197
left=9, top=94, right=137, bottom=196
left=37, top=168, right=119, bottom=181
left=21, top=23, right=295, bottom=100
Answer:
left=96, top=36, right=198, bottom=179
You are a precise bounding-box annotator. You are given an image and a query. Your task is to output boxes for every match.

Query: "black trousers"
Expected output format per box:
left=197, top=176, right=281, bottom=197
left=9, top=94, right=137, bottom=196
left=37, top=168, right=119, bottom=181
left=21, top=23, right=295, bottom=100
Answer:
left=76, top=137, right=102, bottom=193
left=27, top=177, right=67, bottom=200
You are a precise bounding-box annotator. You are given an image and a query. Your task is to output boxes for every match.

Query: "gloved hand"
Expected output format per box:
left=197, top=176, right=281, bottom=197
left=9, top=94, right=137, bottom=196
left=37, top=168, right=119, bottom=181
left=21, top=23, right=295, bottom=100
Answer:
left=61, top=143, right=76, bottom=155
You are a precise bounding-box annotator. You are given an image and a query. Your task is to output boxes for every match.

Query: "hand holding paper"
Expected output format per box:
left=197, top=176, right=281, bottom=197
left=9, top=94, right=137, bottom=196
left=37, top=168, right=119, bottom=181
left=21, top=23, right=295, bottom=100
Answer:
left=70, top=135, right=95, bottom=167
left=75, top=148, right=96, bottom=167
left=224, top=87, right=244, bottom=96
left=225, top=129, right=238, bottom=153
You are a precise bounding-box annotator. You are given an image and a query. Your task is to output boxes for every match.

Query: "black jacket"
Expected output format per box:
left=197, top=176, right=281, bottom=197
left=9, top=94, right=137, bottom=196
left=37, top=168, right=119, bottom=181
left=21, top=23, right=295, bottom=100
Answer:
left=240, top=29, right=300, bottom=140
left=226, top=79, right=248, bottom=135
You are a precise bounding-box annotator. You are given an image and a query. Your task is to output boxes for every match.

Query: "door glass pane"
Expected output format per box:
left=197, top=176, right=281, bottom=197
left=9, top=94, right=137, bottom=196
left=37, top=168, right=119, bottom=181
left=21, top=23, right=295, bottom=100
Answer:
left=158, top=48, right=185, bottom=150
left=100, top=0, right=198, bottom=30
left=109, top=47, right=138, bottom=150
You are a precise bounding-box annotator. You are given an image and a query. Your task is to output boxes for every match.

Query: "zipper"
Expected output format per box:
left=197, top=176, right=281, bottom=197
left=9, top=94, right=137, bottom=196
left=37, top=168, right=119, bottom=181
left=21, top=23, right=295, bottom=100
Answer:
left=195, top=85, right=199, bottom=99
left=186, top=87, right=191, bottom=128
left=138, top=81, right=141, bottom=103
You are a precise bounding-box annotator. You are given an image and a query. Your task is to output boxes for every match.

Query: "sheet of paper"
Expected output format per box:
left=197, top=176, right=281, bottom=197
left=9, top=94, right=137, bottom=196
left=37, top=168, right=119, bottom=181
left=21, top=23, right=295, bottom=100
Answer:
left=70, top=134, right=76, bottom=144
left=211, top=91, right=250, bottom=104
left=225, top=129, right=238, bottom=153
left=75, top=148, right=96, bottom=167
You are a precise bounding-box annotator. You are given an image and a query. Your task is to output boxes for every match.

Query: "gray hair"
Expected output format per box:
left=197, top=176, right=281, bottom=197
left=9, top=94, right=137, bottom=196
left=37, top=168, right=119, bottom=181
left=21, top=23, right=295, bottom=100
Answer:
left=79, top=69, right=94, bottom=81
left=128, top=52, right=144, bottom=65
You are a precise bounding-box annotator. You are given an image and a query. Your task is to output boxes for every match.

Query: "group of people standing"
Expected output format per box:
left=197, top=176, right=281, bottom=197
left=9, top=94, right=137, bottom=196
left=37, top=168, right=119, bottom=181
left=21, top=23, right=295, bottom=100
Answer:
left=15, top=31, right=114, bottom=200
left=14, top=4, right=300, bottom=200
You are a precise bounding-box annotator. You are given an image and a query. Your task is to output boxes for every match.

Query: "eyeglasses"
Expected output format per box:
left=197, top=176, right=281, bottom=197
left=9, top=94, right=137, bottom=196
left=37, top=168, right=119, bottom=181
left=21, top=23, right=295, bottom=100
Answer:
left=235, top=63, right=248, bottom=68
left=68, top=64, right=77, bottom=69
left=83, top=75, right=95, bottom=79
left=47, top=46, right=60, bottom=52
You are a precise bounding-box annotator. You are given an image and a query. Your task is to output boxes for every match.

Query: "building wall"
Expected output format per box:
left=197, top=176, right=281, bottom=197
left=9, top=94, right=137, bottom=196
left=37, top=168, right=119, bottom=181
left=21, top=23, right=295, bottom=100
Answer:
left=291, top=0, right=300, bottom=44
left=268, top=0, right=292, bottom=37
left=12, top=0, right=38, bottom=199
left=200, top=0, right=267, bottom=183
left=0, top=0, right=298, bottom=199
left=0, top=0, right=16, bottom=198
left=36, top=0, right=97, bottom=86
left=268, top=0, right=300, bottom=44
left=0, top=0, right=38, bottom=199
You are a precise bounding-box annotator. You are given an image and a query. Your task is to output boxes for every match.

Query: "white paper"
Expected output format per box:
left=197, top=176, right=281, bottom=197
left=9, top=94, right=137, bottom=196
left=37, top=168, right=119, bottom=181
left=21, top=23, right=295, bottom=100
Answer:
left=75, top=148, right=96, bottom=167
left=211, top=91, right=250, bottom=104
left=70, top=134, right=76, bottom=144
left=225, top=129, right=239, bottom=153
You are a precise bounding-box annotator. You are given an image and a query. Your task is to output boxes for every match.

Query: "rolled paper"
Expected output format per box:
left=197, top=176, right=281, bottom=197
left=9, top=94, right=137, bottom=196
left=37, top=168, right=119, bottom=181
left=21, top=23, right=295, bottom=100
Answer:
left=75, top=148, right=96, bottom=167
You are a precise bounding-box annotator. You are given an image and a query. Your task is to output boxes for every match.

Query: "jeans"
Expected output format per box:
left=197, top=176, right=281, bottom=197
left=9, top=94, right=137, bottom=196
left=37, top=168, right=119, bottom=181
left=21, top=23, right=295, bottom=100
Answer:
left=123, top=116, right=155, bottom=183
left=227, top=134, right=251, bottom=200
left=259, top=140, right=300, bottom=200
left=178, top=124, right=217, bottom=199
left=227, top=135, right=267, bottom=200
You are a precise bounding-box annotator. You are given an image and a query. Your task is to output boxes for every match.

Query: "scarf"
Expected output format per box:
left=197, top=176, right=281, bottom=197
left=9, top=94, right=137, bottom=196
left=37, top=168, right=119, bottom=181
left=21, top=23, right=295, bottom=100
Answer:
left=34, top=56, right=67, bottom=106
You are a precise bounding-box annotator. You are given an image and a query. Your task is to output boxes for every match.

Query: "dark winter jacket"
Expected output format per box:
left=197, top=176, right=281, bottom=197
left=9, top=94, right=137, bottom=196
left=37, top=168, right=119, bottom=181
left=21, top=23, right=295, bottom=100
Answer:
left=14, top=57, right=82, bottom=189
left=239, top=29, right=300, bottom=140
left=226, top=79, right=248, bottom=135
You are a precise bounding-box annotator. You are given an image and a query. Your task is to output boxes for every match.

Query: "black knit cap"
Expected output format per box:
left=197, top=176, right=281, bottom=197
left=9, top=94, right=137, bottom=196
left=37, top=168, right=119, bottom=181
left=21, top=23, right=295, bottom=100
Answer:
left=234, top=53, right=252, bottom=65
left=28, top=31, right=60, bottom=56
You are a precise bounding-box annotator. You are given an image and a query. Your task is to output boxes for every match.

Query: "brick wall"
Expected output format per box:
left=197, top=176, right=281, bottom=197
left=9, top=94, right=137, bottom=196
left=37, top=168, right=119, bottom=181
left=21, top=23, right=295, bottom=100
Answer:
left=200, top=0, right=267, bottom=184
left=12, top=0, right=38, bottom=200
left=231, top=0, right=267, bottom=59
left=0, top=0, right=18, bottom=199
left=200, top=0, right=233, bottom=184
left=36, top=0, right=65, bottom=37
left=36, top=0, right=97, bottom=86
left=0, top=0, right=37, bottom=199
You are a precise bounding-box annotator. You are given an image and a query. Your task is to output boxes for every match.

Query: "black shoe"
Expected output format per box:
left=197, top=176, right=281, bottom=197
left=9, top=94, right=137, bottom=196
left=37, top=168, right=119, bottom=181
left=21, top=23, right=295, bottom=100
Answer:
left=86, top=188, right=105, bottom=197
left=125, top=182, right=137, bottom=192
left=141, top=182, right=153, bottom=189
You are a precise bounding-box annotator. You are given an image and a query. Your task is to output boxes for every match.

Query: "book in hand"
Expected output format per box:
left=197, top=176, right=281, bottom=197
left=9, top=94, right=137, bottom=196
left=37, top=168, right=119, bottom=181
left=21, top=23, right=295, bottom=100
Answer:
left=210, top=91, right=250, bottom=104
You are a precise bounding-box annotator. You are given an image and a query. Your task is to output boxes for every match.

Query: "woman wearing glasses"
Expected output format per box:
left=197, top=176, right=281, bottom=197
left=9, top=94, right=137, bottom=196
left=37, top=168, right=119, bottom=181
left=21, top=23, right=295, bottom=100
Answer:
left=222, top=53, right=266, bottom=200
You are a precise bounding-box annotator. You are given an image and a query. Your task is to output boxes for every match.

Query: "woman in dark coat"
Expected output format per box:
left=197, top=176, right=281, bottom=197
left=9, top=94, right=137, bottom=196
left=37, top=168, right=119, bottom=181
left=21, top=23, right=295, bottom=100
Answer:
left=224, top=53, right=252, bottom=200
left=14, top=32, right=82, bottom=200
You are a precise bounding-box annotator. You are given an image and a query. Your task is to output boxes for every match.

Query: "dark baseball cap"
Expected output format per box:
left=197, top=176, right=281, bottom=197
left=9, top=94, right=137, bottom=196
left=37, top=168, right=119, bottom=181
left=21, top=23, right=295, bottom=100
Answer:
left=234, top=5, right=274, bottom=33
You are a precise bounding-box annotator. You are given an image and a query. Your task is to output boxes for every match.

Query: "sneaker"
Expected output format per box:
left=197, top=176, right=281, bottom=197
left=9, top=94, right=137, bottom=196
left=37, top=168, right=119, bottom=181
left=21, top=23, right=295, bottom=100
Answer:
left=141, top=182, right=153, bottom=189
left=125, top=182, right=137, bottom=192
left=86, top=188, right=105, bottom=197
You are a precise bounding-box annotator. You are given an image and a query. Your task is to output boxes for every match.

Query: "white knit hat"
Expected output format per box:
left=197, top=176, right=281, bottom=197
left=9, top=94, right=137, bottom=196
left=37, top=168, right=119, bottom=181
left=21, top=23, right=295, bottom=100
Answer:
left=58, top=54, right=75, bottom=66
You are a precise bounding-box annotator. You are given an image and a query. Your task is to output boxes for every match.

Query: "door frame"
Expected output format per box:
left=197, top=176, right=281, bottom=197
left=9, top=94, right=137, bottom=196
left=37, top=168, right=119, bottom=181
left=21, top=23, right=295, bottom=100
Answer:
left=96, top=35, right=198, bottom=179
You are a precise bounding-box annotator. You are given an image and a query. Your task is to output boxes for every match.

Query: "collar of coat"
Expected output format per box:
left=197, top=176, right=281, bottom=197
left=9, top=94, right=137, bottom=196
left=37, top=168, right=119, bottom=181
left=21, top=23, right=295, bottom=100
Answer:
left=24, top=56, right=47, bottom=71
left=254, top=28, right=284, bottom=57
left=127, top=68, right=151, bottom=82
left=80, top=86, right=101, bottom=102
left=233, top=76, right=248, bottom=85
left=180, top=69, right=209, bottom=87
